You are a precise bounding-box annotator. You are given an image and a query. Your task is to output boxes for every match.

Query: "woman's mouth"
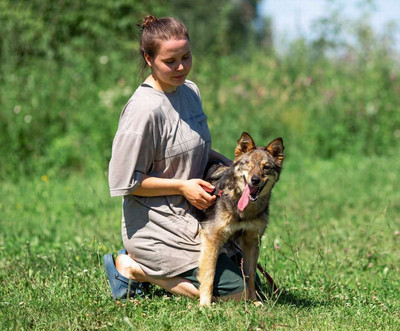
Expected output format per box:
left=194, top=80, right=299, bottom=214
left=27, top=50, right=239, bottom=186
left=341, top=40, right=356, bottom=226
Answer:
left=173, top=74, right=186, bottom=80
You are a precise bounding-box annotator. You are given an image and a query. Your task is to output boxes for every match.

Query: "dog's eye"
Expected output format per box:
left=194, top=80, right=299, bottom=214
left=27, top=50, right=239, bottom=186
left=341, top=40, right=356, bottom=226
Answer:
left=263, top=164, right=272, bottom=172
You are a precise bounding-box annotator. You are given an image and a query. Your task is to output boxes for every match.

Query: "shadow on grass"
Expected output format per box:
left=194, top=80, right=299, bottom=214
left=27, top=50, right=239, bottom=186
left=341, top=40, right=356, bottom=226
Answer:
left=272, top=290, right=330, bottom=308
left=142, top=281, right=331, bottom=309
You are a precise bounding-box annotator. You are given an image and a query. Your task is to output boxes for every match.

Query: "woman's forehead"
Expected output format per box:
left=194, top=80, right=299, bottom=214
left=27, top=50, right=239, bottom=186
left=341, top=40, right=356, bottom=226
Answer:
left=157, top=38, right=191, bottom=56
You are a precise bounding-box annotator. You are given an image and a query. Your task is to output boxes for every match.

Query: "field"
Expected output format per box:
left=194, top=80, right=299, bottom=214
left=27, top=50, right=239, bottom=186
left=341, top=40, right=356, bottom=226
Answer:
left=1, top=2, right=400, bottom=329
left=1, top=153, right=399, bottom=330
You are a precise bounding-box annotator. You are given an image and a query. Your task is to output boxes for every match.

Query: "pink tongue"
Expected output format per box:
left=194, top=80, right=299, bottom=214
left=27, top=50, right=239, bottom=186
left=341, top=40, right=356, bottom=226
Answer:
left=238, top=184, right=251, bottom=211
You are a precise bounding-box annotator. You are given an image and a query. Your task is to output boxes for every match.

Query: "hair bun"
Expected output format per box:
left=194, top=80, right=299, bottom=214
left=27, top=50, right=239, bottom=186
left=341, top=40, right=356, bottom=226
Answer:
left=141, top=15, right=158, bottom=29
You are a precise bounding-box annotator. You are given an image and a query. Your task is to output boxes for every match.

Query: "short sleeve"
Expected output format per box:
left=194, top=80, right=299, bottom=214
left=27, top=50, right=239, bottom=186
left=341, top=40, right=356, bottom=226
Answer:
left=185, top=80, right=202, bottom=100
left=108, top=102, right=157, bottom=197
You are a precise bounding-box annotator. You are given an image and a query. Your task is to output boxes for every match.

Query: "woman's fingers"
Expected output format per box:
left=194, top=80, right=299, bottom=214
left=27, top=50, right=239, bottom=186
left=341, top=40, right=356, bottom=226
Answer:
left=182, top=178, right=217, bottom=210
left=200, top=191, right=216, bottom=209
left=199, top=179, right=214, bottom=192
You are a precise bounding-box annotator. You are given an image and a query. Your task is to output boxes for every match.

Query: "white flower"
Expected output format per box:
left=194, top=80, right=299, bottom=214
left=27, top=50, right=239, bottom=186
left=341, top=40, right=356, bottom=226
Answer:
left=13, top=105, right=21, bottom=114
left=99, top=55, right=109, bottom=64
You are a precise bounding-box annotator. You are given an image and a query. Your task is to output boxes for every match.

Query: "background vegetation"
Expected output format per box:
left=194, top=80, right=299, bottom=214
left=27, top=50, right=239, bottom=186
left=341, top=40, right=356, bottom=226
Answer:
left=1, top=0, right=399, bottom=329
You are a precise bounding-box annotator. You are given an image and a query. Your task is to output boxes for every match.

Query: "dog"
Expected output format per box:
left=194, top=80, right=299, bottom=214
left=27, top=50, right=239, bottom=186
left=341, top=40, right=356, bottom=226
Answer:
left=198, top=132, right=284, bottom=306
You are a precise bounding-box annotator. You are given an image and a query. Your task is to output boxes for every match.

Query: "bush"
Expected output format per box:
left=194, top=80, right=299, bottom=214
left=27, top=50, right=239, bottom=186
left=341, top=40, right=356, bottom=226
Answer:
left=0, top=0, right=399, bottom=179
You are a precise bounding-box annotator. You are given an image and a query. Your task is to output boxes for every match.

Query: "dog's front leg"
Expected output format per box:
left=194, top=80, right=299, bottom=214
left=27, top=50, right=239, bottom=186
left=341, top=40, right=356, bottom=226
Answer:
left=198, top=231, right=223, bottom=307
left=239, top=231, right=261, bottom=301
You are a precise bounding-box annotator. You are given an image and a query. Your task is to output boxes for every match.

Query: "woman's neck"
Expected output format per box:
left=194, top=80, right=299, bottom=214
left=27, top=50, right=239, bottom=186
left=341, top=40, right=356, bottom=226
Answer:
left=143, top=74, right=178, bottom=93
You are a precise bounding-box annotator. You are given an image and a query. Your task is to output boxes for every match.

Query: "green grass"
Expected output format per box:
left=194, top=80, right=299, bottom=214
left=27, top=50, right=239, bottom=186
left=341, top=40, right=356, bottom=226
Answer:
left=1, top=153, right=399, bottom=330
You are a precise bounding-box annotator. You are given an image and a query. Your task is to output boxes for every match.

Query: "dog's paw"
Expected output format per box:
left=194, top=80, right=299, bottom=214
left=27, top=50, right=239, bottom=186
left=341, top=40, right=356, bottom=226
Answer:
left=199, top=296, right=212, bottom=307
left=253, top=301, right=264, bottom=307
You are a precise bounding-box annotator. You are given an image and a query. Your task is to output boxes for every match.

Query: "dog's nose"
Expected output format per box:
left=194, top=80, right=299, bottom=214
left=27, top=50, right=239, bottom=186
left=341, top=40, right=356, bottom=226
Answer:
left=251, top=175, right=261, bottom=186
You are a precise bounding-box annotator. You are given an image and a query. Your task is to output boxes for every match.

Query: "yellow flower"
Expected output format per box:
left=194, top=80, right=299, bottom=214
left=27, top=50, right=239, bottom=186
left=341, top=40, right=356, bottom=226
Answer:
left=41, top=175, right=49, bottom=182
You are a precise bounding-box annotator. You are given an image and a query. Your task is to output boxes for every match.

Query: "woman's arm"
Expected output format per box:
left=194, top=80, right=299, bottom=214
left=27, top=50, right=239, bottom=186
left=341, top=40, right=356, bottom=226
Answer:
left=132, top=175, right=216, bottom=210
left=131, top=150, right=229, bottom=210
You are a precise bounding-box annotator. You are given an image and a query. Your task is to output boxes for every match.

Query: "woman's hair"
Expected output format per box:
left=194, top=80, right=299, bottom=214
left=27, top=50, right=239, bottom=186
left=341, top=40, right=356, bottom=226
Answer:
left=138, top=15, right=190, bottom=73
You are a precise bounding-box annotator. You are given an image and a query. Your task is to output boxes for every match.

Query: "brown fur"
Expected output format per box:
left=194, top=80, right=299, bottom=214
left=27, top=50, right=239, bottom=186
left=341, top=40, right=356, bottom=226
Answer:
left=198, top=132, right=284, bottom=306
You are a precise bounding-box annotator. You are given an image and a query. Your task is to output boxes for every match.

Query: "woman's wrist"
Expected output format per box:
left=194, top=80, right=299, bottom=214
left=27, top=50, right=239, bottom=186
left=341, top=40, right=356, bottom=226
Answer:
left=172, top=179, right=186, bottom=195
left=132, top=177, right=186, bottom=197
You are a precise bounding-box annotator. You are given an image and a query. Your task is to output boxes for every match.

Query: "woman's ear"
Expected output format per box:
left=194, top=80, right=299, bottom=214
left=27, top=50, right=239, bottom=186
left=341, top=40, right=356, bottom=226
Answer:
left=144, top=53, right=153, bottom=67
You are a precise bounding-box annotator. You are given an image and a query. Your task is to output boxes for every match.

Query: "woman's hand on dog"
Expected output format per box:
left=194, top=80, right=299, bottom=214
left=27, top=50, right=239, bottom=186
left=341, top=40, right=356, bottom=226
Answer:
left=180, top=179, right=216, bottom=210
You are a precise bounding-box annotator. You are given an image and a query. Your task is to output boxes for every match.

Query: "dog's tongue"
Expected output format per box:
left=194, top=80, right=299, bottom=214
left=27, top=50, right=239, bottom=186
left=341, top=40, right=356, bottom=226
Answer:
left=238, top=184, right=251, bottom=211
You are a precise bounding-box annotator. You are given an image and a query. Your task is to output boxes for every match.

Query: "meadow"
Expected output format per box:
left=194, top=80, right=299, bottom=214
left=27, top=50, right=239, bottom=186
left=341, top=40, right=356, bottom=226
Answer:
left=1, top=153, right=399, bottom=330
left=1, top=2, right=400, bottom=329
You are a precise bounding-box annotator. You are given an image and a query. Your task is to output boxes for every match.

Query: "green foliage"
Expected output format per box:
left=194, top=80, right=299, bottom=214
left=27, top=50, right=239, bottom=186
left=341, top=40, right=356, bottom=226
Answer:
left=0, top=0, right=260, bottom=179
left=0, top=0, right=258, bottom=66
left=168, top=0, right=259, bottom=56
left=196, top=43, right=400, bottom=159
left=0, top=0, right=399, bottom=180
left=0, top=0, right=162, bottom=65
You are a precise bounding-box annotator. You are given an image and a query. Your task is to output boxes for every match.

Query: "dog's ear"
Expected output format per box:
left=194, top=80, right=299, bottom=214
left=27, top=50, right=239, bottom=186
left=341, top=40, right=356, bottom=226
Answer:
left=235, top=132, right=256, bottom=158
left=266, top=138, right=284, bottom=167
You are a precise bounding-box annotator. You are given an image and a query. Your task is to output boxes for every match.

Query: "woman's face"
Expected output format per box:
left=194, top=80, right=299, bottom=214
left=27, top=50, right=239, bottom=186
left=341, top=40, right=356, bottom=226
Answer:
left=145, top=38, right=192, bottom=93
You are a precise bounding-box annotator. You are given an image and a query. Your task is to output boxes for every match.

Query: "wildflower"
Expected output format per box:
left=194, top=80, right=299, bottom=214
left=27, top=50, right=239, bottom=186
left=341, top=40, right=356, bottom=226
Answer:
left=24, top=115, right=32, bottom=123
left=99, top=55, right=109, bottom=64
left=395, top=230, right=399, bottom=236
left=41, top=175, right=49, bottom=182
left=13, top=105, right=21, bottom=114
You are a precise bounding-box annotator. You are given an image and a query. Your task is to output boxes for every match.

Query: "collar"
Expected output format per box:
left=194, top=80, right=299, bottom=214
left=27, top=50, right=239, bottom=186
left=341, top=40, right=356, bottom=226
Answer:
left=203, top=186, right=223, bottom=197
left=210, top=188, right=223, bottom=197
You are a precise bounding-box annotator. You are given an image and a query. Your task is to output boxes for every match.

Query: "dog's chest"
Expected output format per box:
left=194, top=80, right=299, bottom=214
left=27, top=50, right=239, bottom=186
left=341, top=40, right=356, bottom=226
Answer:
left=230, top=214, right=268, bottom=235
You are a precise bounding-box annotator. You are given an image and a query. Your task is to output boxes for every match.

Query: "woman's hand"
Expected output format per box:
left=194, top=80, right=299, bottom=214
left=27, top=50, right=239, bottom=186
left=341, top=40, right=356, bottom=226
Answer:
left=132, top=176, right=216, bottom=210
left=179, top=179, right=217, bottom=210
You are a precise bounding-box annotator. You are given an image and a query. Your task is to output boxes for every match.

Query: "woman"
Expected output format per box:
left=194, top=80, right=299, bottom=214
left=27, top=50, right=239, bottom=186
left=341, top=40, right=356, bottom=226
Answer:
left=104, top=15, right=246, bottom=301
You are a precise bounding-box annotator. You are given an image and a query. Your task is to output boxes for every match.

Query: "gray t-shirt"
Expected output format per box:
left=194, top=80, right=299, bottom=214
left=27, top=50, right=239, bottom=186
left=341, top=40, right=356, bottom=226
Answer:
left=108, top=80, right=211, bottom=278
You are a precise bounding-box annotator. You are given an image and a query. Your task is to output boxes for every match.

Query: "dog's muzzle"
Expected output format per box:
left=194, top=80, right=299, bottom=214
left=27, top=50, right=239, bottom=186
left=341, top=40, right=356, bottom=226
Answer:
left=243, top=175, right=268, bottom=202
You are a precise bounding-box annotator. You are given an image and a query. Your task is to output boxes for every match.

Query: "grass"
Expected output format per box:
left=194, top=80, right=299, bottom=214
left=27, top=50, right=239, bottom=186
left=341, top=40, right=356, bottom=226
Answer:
left=1, top=153, right=399, bottom=330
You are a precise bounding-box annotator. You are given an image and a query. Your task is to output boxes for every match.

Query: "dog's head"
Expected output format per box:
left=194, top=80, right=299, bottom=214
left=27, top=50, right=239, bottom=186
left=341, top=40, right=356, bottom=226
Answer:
left=233, top=132, right=284, bottom=211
